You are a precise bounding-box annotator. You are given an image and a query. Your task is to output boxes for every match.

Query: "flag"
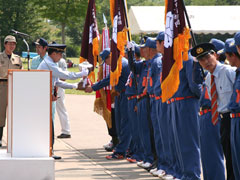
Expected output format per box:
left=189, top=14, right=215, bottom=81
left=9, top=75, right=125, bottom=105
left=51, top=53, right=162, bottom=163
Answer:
left=94, top=26, right=113, bottom=128
left=161, top=0, right=191, bottom=102
left=109, top=0, right=128, bottom=86
left=79, top=0, right=100, bottom=82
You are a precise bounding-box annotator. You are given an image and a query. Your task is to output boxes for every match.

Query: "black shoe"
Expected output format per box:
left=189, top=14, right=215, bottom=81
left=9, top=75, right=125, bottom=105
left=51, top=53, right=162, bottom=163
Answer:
left=57, top=134, right=71, bottom=139
left=105, top=146, right=114, bottom=152
left=52, top=155, right=62, bottom=160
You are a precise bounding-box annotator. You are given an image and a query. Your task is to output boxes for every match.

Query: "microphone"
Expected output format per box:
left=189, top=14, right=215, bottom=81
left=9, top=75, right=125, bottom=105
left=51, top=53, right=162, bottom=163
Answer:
left=10, top=29, right=30, bottom=37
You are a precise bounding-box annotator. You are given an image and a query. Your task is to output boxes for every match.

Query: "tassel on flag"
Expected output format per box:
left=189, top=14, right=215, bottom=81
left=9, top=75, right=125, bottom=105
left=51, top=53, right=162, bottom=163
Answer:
left=79, top=0, right=100, bottom=82
left=109, top=0, right=128, bottom=86
left=161, top=0, right=191, bottom=102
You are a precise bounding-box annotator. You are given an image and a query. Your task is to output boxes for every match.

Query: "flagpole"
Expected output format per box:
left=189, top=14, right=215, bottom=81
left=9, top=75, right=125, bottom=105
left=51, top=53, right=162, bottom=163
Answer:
left=182, top=0, right=205, bottom=77
left=122, top=0, right=138, bottom=89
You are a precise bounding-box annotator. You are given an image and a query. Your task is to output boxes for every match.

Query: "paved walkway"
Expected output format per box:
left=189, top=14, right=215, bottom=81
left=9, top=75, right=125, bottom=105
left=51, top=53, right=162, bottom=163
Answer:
left=54, top=94, right=156, bottom=180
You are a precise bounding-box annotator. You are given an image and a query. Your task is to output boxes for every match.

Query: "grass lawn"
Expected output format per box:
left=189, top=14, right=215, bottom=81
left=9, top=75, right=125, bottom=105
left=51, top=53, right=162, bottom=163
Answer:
left=22, top=57, right=97, bottom=95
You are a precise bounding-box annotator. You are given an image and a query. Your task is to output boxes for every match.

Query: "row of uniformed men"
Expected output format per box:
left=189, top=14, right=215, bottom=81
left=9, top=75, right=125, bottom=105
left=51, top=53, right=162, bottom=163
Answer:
left=85, top=31, right=240, bottom=180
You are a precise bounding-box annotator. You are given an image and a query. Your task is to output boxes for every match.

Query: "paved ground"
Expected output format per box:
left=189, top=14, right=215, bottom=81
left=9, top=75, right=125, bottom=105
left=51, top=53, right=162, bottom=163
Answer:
left=54, top=94, right=157, bottom=180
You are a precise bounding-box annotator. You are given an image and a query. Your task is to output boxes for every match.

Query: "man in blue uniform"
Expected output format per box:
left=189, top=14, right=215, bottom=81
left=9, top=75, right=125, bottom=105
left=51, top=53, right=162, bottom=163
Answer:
left=125, top=44, right=144, bottom=163
left=127, top=38, right=155, bottom=169
left=168, top=44, right=202, bottom=180
left=227, top=34, right=240, bottom=179
left=85, top=48, right=131, bottom=159
left=191, top=42, right=236, bottom=180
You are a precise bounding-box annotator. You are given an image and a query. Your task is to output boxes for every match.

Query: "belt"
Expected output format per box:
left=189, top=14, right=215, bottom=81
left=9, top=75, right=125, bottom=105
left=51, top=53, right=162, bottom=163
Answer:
left=199, top=109, right=211, bottom=116
left=0, top=79, right=7, bottom=82
left=149, top=94, right=155, bottom=98
left=219, top=112, right=230, bottom=119
left=200, top=106, right=211, bottom=111
left=127, top=95, right=137, bottom=100
left=167, top=96, right=194, bottom=104
left=137, top=92, right=147, bottom=99
left=155, top=95, right=162, bottom=100
left=230, top=113, right=240, bottom=118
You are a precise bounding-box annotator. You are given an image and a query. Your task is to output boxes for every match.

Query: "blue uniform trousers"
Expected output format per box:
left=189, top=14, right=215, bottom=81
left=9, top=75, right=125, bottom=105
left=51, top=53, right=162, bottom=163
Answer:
left=231, top=117, right=240, bottom=179
left=200, top=111, right=225, bottom=180
left=156, top=100, right=174, bottom=174
left=128, top=98, right=144, bottom=161
left=137, top=97, right=154, bottom=163
left=150, top=98, right=163, bottom=169
left=114, top=92, right=132, bottom=155
left=170, top=98, right=201, bottom=180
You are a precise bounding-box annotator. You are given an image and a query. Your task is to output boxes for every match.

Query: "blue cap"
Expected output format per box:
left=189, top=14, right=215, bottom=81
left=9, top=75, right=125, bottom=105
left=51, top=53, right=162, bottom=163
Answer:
left=48, top=43, right=66, bottom=52
left=209, top=38, right=224, bottom=52
left=234, top=31, right=240, bottom=46
left=100, top=48, right=110, bottom=61
left=156, top=31, right=164, bottom=41
left=221, top=38, right=238, bottom=54
left=135, top=44, right=140, bottom=55
left=141, top=38, right=156, bottom=49
left=34, top=38, right=48, bottom=47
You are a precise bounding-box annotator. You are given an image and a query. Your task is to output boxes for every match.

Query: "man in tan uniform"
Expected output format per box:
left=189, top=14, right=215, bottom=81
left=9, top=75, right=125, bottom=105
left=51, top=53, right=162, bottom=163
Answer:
left=0, top=35, right=22, bottom=147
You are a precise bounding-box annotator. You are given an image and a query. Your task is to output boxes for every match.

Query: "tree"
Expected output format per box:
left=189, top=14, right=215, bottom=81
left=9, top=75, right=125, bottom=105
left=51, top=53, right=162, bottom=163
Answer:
left=0, top=0, right=41, bottom=53
left=32, top=0, right=88, bottom=44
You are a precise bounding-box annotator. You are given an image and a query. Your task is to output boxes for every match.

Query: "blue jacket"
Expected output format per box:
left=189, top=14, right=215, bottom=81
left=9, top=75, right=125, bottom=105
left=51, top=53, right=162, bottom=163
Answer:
left=228, top=68, right=240, bottom=113
left=148, top=53, right=162, bottom=95
left=92, top=57, right=130, bottom=92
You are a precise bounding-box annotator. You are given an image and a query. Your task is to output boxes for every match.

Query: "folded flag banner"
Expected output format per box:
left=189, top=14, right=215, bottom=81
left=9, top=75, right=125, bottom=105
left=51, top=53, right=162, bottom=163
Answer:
left=109, top=0, right=128, bottom=86
left=161, top=0, right=191, bottom=102
left=80, top=0, right=100, bottom=82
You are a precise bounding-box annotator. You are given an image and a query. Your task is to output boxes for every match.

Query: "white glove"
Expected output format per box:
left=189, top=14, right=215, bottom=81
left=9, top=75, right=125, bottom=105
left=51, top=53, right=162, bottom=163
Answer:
left=80, top=67, right=89, bottom=77
left=127, top=41, right=135, bottom=51
left=72, top=83, right=78, bottom=89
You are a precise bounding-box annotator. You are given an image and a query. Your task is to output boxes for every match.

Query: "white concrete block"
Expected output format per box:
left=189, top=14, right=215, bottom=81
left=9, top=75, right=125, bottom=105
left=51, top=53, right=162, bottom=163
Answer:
left=0, top=150, right=54, bottom=180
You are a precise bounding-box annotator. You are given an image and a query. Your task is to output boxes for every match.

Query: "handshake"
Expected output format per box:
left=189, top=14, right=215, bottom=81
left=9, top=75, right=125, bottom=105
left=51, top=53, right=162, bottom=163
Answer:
left=73, top=77, right=93, bottom=93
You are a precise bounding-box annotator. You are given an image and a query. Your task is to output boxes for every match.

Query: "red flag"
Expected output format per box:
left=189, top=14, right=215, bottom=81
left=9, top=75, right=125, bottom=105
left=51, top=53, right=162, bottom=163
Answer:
left=94, top=26, right=113, bottom=128
left=110, top=0, right=127, bottom=86
left=80, top=0, right=100, bottom=82
left=161, top=0, right=191, bottom=102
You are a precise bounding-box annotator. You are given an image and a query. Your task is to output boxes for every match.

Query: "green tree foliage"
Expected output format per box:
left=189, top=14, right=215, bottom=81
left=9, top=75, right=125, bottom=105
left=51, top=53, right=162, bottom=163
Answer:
left=32, top=0, right=88, bottom=44
left=0, top=0, right=42, bottom=53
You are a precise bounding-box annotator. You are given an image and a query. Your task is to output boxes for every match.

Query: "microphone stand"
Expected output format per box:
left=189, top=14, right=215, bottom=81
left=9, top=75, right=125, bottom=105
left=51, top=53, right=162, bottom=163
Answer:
left=22, top=38, right=30, bottom=71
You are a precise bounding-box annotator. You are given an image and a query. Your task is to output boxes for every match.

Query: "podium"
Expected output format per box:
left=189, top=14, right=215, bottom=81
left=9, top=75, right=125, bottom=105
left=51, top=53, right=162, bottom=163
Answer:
left=0, top=70, right=54, bottom=180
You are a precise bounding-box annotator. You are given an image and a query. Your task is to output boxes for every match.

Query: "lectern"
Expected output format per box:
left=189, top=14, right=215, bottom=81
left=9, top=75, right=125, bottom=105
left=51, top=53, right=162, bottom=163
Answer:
left=0, top=70, right=54, bottom=180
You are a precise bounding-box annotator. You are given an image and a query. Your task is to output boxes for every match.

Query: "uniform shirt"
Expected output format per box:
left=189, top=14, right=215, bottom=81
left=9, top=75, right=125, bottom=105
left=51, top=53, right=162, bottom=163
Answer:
left=58, top=58, right=67, bottom=71
left=228, top=68, right=240, bottom=113
left=125, top=71, right=139, bottom=97
left=199, top=83, right=211, bottom=108
left=147, top=53, right=162, bottom=95
left=205, top=62, right=236, bottom=113
left=31, top=54, right=47, bottom=69
left=172, top=55, right=202, bottom=98
left=38, top=55, right=83, bottom=89
left=0, top=51, right=22, bottom=79
left=92, top=57, right=130, bottom=92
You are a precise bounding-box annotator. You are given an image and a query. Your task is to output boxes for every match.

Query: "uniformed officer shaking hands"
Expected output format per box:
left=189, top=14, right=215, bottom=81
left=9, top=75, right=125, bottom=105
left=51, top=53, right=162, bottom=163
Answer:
left=0, top=35, right=22, bottom=147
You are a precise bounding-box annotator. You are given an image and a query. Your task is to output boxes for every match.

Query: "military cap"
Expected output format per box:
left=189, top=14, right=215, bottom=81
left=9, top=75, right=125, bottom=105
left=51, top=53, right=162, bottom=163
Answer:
left=141, top=38, right=156, bottom=49
left=234, top=31, right=240, bottom=46
left=34, top=38, right=48, bottom=47
left=191, top=43, right=216, bottom=60
left=48, top=43, right=66, bottom=53
left=156, top=31, right=165, bottom=41
left=4, top=35, right=16, bottom=43
left=220, top=38, right=238, bottom=54
left=209, top=38, right=224, bottom=52
left=100, top=48, right=110, bottom=61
